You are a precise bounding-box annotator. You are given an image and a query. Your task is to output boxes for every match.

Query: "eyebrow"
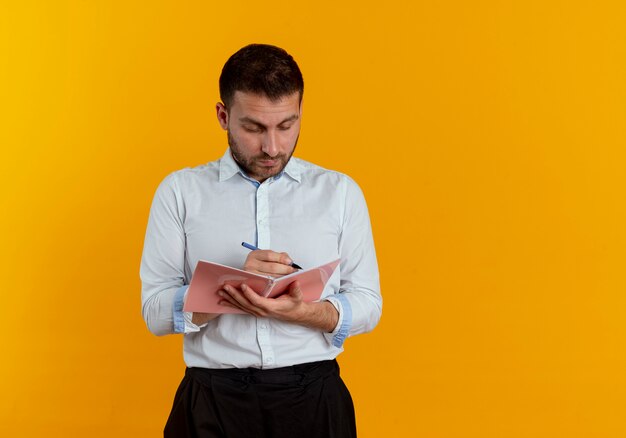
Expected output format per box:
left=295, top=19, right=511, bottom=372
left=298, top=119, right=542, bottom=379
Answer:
left=238, top=114, right=299, bottom=128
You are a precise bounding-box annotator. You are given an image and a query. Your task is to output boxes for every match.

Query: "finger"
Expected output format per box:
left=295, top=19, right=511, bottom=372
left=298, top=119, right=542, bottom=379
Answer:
left=244, top=250, right=297, bottom=276
left=218, top=289, right=246, bottom=311
left=252, top=250, right=293, bottom=265
left=218, top=298, right=240, bottom=310
left=240, top=283, right=270, bottom=307
left=277, top=281, right=303, bottom=301
left=254, top=261, right=296, bottom=277
left=288, top=281, right=302, bottom=299
left=238, top=284, right=273, bottom=316
left=219, top=292, right=257, bottom=314
left=222, top=285, right=267, bottom=316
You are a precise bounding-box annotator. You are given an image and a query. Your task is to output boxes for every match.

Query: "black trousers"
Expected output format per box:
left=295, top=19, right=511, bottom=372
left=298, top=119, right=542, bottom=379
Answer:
left=164, top=360, right=357, bottom=438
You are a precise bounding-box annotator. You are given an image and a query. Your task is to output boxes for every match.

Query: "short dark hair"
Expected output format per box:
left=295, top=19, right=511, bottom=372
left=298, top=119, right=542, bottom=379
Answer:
left=219, top=44, right=304, bottom=108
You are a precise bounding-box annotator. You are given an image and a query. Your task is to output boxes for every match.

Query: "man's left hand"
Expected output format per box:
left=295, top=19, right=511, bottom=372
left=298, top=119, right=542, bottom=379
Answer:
left=218, top=281, right=338, bottom=332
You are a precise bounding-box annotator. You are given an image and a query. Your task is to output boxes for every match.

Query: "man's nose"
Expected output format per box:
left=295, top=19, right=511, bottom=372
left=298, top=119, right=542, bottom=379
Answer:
left=261, top=131, right=279, bottom=157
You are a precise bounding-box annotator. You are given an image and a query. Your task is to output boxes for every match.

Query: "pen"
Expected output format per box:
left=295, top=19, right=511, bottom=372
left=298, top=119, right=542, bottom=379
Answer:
left=241, top=242, right=303, bottom=270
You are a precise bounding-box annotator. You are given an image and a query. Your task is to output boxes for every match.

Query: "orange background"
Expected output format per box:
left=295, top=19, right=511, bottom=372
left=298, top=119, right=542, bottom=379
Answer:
left=1, top=1, right=625, bottom=436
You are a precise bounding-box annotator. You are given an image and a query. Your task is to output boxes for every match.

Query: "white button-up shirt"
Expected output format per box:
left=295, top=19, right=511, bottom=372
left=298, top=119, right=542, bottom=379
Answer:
left=140, top=149, right=381, bottom=369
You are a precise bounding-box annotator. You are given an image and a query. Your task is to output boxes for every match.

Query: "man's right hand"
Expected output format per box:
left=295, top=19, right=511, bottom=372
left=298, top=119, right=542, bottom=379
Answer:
left=243, top=249, right=297, bottom=277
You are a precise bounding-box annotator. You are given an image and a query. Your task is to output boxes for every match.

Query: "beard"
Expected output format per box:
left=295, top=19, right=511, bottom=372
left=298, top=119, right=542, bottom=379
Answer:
left=228, top=131, right=298, bottom=182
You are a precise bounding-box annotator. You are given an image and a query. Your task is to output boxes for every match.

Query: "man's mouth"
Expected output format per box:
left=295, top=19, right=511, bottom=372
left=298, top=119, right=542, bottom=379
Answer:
left=257, top=159, right=278, bottom=167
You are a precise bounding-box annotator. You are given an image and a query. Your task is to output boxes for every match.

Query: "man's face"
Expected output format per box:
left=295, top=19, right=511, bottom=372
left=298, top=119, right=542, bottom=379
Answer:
left=216, top=91, right=302, bottom=182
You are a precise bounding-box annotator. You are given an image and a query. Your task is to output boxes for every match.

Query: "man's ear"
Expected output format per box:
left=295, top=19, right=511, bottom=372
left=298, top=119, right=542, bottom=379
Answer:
left=216, top=102, right=229, bottom=130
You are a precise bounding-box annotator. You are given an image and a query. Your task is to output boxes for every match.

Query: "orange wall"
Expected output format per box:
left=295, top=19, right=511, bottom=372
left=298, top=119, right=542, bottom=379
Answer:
left=1, top=1, right=625, bottom=436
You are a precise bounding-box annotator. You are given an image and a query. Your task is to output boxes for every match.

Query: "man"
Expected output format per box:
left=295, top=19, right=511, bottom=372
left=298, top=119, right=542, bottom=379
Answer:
left=140, top=44, right=381, bottom=438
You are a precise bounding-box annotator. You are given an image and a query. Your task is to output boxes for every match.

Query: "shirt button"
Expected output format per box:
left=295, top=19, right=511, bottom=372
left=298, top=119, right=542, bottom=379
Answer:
left=265, top=357, right=273, bottom=363
left=260, top=324, right=267, bottom=330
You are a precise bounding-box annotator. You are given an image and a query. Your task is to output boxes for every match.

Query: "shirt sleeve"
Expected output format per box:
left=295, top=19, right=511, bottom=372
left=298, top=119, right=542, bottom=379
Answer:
left=140, top=172, right=190, bottom=336
left=331, top=176, right=382, bottom=344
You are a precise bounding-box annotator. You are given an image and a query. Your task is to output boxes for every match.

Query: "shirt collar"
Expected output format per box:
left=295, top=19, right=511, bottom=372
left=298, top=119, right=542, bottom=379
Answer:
left=282, top=155, right=302, bottom=183
left=218, top=148, right=302, bottom=184
left=218, top=148, right=241, bottom=182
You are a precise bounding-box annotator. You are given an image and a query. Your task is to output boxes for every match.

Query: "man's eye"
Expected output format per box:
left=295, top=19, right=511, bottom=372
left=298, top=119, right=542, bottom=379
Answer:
left=243, top=126, right=262, bottom=133
left=278, top=125, right=292, bottom=131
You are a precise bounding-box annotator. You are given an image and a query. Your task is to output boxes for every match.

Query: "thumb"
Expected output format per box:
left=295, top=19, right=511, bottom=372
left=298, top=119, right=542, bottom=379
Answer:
left=288, top=281, right=302, bottom=299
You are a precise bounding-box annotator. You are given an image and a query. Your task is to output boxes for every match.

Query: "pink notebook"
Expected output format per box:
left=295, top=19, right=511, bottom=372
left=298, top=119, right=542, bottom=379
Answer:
left=183, top=259, right=341, bottom=314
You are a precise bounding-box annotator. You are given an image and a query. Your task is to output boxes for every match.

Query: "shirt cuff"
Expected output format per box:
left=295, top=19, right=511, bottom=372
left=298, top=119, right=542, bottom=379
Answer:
left=173, top=285, right=204, bottom=334
left=173, top=285, right=188, bottom=333
left=324, top=294, right=352, bottom=348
